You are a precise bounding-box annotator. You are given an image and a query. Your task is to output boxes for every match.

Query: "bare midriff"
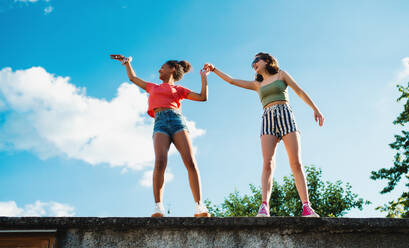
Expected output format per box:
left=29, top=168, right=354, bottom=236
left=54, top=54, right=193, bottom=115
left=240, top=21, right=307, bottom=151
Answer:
left=154, top=107, right=173, bottom=113
left=264, top=100, right=288, bottom=109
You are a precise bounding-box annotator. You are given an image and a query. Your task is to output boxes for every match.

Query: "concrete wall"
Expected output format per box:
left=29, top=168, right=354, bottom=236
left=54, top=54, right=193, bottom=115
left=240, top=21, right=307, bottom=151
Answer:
left=1, top=217, right=409, bottom=248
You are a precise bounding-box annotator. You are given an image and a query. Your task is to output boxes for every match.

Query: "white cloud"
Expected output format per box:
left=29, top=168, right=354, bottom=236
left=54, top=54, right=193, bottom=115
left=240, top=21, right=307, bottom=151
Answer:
left=48, top=202, right=75, bottom=216
left=185, top=120, right=205, bottom=139
left=0, top=67, right=205, bottom=170
left=0, top=201, right=75, bottom=217
left=140, top=169, right=174, bottom=187
left=12, top=0, right=53, bottom=15
left=397, top=57, right=409, bottom=82
left=0, top=201, right=22, bottom=216
left=44, top=5, right=53, bottom=14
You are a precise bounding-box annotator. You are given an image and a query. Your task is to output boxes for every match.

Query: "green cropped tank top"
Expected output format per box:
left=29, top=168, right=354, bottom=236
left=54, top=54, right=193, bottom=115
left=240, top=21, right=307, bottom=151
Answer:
left=258, top=80, right=289, bottom=107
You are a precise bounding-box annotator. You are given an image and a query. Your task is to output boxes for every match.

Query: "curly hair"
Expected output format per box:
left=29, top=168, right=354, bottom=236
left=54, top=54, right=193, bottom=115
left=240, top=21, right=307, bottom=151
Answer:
left=166, top=60, right=192, bottom=81
left=254, top=52, right=280, bottom=82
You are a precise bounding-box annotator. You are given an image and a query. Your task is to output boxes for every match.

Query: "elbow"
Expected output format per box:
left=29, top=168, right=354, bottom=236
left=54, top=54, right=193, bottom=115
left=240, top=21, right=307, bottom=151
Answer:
left=200, top=95, right=208, bottom=101
left=129, top=77, right=137, bottom=83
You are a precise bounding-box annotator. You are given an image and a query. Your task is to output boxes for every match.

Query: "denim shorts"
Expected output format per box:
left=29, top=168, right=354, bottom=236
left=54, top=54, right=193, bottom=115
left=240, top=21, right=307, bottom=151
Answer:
left=153, top=109, right=189, bottom=139
left=260, top=104, right=299, bottom=139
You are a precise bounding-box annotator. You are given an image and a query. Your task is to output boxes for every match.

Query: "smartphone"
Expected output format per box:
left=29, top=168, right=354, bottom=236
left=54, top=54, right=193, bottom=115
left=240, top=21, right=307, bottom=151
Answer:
left=110, top=54, right=123, bottom=60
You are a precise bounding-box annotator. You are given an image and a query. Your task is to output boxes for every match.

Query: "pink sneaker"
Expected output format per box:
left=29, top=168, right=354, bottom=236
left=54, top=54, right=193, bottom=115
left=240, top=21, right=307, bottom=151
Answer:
left=302, top=203, right=319, bottom=217
left=256, top=203, right=270, bottom=217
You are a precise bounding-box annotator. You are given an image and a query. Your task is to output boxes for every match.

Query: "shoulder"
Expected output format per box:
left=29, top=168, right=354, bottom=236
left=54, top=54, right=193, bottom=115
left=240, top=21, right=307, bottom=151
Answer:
left=174, top=84, right=191, bottom=91
left=279, top=70, right=295, bottom=83
left=174, top=84, right=191, bottom=98
left=173, top=85, right=192, bottom=99
left=145, top=82, right=158, bottom=92
left=278, top=70, right=289, bottom=78
left=279, top=70, right=301, bottom=90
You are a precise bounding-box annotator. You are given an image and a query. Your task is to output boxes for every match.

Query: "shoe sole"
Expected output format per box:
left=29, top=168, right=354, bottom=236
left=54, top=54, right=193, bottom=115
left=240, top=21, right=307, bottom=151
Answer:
left=302, top=214, right=320, bottom=217
left=151, top=213, right=164, bottom=217
left=194, top=212, right=210, bottom=217
left=256, top=214, right=270, bottom=217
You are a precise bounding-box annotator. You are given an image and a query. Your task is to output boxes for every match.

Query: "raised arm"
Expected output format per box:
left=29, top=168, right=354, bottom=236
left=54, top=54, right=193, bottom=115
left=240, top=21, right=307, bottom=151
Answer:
left=186, top=69, right=208, bottom=101
left=204, top=63, right=258, bottom=91
left=110, top=54, right=149, bottom=90
left=282, top=70, right=325, bottom=126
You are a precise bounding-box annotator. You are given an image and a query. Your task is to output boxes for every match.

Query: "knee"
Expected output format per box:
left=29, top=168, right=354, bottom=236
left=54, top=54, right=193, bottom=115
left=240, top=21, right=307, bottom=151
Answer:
left=185, top=158, right=197, bottom=171
left=290, top=161, right=302, bottom=172
left=263, top=160, right=274, bottom=172
left=155, top=156, right=167, bottom=172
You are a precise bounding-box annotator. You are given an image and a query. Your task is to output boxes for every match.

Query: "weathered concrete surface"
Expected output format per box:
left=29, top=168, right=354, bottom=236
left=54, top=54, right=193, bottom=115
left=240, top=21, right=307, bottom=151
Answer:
left=1, top=217, right=409, bottom=247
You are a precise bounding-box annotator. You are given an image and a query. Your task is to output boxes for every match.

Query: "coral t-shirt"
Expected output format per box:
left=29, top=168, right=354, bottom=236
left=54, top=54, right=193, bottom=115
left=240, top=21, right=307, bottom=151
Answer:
left=145, top=83, right=192, bottom=118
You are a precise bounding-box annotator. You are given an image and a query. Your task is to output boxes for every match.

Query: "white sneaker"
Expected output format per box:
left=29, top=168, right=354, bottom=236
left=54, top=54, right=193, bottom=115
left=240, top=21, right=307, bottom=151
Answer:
left=194, top=202, right=210, bottom=217
left=256, top=203, right=270, bottom=217
left=151, top=202, right=165, bottom=217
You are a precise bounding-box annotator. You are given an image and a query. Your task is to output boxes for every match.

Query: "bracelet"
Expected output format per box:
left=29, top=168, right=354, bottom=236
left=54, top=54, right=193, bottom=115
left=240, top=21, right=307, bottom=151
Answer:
left=121, top=56, right=133, bottom=65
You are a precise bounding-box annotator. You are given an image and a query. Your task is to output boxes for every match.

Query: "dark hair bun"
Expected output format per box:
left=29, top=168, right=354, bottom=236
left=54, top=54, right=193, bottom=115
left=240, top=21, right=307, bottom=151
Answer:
left=256, top=74, right=264, bottom=82
left=165, top=59, right=191, bottom=81
left=178, top=60, right=191, bottom=73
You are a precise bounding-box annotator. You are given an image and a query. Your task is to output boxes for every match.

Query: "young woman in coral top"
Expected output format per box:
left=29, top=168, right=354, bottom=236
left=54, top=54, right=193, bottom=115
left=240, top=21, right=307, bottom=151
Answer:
left=111, top=55, right=210, bottom=217
left=204, top=52, right=324, bottom=217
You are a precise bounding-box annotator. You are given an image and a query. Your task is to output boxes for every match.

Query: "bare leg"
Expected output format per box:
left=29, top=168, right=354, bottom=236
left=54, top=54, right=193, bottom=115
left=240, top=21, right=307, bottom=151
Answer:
left=260, top=135, right=280, bottom=204
left=152, top=132, right=171, bottom=203
left=172, top=130, right=202, bottom=203
left=282, top=131, right=309, bottom=204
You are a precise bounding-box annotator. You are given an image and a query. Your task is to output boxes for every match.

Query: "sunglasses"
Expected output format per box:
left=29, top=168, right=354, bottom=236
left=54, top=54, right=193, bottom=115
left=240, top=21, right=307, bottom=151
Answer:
left=252, top=57, right=262, bottom=65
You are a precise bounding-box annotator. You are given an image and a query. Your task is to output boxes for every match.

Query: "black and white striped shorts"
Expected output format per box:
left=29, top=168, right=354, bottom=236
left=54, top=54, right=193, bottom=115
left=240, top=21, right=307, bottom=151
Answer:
left=260, top=104, right=299, bottom=138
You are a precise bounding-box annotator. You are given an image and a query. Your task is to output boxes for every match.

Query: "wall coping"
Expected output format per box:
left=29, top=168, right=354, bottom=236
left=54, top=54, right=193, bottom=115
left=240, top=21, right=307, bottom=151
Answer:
left=1, top=217, right=408, bottom=235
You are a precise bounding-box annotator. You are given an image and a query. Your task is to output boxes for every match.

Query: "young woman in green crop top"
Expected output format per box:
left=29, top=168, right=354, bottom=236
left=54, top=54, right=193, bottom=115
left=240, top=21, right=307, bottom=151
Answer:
left=204, top=52, right=324, bottom=217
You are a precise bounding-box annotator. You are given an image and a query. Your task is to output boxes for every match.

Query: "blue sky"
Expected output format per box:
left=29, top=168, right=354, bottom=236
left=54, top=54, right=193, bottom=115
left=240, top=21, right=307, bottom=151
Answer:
left=1, top=0, right=409, bottom=217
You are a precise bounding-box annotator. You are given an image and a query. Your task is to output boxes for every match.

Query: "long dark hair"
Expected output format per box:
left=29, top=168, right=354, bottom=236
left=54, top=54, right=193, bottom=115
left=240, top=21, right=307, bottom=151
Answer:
left=254, top=52, right=280, bottom=82
left=166, top=60, right=192, bottom=81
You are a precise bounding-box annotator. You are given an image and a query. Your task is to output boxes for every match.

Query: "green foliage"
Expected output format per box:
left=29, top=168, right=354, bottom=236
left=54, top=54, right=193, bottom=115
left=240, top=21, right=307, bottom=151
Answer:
left=370, top=83, right=409, bottom=218
left=206, top=165, right=370, bottom=217
left=205, top=184, right=261, bottom=217
left=375, top=194, right=409, bottom=218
